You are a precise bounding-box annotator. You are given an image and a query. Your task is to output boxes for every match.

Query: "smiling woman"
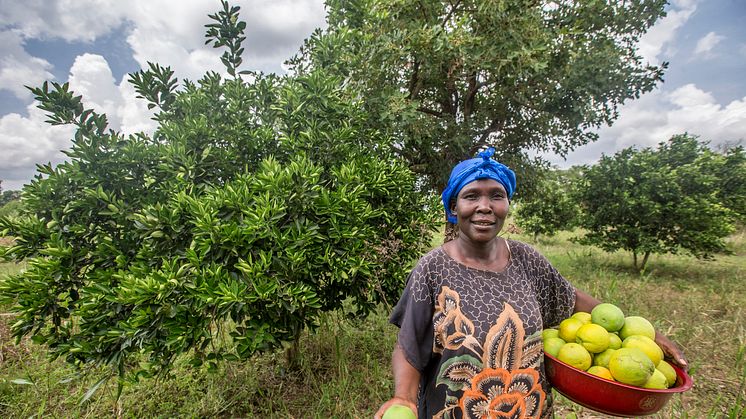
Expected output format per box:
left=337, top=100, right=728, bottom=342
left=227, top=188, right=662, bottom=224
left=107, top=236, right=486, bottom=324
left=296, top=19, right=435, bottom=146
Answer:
left=451, top=179, right=509, bottom=248
left=374, top=148, right=688, bottom=418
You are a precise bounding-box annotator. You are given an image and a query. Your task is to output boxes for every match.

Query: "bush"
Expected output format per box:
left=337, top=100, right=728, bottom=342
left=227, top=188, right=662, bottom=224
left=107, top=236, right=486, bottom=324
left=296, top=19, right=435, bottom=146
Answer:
left=0, top=1, right=438, bottom=383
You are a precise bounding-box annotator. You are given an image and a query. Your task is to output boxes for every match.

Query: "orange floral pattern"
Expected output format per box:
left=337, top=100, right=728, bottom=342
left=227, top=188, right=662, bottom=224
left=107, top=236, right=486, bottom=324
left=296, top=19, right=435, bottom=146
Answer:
left=434, top=286, right=482, bottom=355
left=434, top=294, right=545, bottom=418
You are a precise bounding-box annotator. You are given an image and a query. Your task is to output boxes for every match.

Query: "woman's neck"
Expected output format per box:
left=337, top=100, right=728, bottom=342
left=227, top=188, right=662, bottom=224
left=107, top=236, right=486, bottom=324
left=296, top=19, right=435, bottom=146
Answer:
left=445, top=236, right=509, bottom=271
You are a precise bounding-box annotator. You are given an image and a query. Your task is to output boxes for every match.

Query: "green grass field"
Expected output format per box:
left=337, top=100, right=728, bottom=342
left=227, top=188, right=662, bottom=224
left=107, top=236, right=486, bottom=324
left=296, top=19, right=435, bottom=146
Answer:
left=1, top=228, right=745, bottom=418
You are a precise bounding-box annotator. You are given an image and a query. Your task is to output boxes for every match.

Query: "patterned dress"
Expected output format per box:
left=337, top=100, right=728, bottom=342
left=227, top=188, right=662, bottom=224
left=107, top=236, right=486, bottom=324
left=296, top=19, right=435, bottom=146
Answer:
left=390, top=240, right=576, bottom=418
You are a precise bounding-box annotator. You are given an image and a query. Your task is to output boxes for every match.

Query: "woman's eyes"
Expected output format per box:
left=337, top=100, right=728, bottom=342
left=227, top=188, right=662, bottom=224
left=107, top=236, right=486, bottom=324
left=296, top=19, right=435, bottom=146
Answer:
left=462, top=192, right=504, bottom=200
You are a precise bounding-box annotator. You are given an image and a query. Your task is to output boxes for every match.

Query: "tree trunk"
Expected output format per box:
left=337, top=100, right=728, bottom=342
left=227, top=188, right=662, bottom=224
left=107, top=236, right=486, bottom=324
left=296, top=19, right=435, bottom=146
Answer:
left=633, top=251, right=639, bottom=270
left=639, top=251, right=651, bottom=272
left=285, top=323, right=303, bottom=369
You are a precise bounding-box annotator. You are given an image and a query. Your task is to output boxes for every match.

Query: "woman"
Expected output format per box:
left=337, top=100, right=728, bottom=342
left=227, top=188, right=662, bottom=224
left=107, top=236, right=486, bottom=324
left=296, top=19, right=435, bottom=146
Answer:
left=374, top=149, right=687, bottom=418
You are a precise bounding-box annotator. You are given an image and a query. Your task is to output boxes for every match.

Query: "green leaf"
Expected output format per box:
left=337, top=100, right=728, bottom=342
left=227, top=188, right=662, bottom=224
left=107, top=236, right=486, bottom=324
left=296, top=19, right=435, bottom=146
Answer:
left=11, top=378, right=34, bottom=385
left=80, top=376, right=109, bottom=405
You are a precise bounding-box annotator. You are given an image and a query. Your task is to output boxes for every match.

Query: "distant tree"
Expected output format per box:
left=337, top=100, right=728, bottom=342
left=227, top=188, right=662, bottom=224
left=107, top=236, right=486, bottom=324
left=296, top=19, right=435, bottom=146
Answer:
left=514, top=169, right=581, bottom=241
left=713, top=145, right=746, bottom=223
left=576, top=134, right=735, bottom=271
left=0, top=190, right=22, bottom=207
left=0, top=199, right=22, bottom=218
left=0, top=180, right=22, bottom=209
left=0, top=0, right=437, bottom=389
left=289, top=0, right=668, bottom=198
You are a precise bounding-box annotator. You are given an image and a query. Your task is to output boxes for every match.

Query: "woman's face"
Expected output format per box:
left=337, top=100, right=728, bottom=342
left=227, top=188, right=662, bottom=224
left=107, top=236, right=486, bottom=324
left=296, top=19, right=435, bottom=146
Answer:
left=452, top=178, right=509, bottom=244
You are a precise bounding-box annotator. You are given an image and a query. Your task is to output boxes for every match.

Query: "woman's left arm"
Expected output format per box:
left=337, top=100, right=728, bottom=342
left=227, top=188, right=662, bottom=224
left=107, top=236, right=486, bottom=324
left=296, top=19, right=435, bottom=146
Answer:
left=572, top=288, right=601, bottom=314
left=572, top=288, right=688, bottom=370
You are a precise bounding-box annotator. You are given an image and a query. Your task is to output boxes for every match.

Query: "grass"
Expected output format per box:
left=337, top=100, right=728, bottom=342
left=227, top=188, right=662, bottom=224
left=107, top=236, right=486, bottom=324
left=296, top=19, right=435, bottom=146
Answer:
left=1, top=227, right=745, bottom=418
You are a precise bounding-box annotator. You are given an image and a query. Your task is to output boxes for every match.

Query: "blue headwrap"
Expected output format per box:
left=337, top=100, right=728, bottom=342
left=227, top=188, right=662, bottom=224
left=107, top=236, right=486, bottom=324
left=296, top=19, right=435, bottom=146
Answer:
left=441, top=148, right=517, bottom=224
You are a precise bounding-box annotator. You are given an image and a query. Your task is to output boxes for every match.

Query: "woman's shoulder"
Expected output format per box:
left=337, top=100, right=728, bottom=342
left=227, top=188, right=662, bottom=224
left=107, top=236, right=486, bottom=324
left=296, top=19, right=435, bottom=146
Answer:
left=416, top=246, right=449, bottom=268
left=505, top=239, right=547, bottom=261
left=505, top=238, right=533, bottom=254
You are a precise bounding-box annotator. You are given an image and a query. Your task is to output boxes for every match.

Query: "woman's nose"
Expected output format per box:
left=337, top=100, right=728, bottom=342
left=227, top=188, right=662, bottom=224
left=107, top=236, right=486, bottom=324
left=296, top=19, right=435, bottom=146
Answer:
left=476, top=197, right=492, bottom=212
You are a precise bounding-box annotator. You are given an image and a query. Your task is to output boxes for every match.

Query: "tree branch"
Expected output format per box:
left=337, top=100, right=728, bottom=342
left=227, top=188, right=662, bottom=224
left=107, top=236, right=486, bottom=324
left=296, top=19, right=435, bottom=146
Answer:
left=407, top=59, right=422, bottom=100
left=417, top=0, right=429, bottom=21
left=464, top=79, right=499, bottom=120
left=477, top=117, right=503, bottom=145
left=441, top=0, right=462, bottom=28
left=417, top=106, right=443, bottom=117
left=441, top=59, right=461, bottom=116
left=464, top=71, right=477, bottom=119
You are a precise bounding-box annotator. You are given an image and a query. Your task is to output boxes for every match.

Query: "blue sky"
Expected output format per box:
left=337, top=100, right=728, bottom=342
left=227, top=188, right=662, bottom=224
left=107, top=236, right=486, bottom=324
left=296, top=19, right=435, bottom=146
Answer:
left=0, top=0, right=744, bottom=190
left=662, top=0, right=745, bottom=104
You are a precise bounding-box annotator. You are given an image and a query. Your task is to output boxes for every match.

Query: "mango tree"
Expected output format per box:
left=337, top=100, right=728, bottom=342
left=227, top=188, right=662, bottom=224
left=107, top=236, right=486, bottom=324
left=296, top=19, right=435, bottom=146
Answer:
left=289, top=0, right=669, bottom=198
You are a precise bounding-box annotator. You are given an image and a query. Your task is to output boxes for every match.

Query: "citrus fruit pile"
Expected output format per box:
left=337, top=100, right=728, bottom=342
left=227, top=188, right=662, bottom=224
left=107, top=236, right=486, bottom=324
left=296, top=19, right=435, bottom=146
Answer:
left=543, top=303, right=677, bottom=389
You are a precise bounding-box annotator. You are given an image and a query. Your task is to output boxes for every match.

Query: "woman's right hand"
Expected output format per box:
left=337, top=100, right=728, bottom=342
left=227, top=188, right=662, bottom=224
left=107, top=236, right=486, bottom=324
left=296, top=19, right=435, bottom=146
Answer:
left=373, top=397, right=417, bottom=419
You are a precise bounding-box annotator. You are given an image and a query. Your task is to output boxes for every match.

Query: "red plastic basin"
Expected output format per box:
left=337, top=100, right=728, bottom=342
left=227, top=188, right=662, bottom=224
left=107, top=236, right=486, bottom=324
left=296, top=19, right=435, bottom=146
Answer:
left=544, top=352, right=693, bottom=417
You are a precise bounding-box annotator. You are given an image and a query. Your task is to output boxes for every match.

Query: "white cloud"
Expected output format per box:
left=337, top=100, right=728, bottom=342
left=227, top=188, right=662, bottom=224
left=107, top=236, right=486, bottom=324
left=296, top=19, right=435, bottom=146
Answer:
left=665, top=84, right=746, bottom=141
left=124, top=0, right=326, bottom=80
left=1, top=0, right=327, bottom=88
left=68, top=54, right=123, bottom=129
left=0, top=104, right=75, bottom=190
left=637, top=0, right=698, bottom=64
left=0, top=53, right=160, bottom=191
left=694, top=31, right=724, bottom=57
left=548, top=84, right=746, bottom=167
left=67, top=53, right=157, bottom=134
left=117, top=75, right=158, bottom=135
left=0, top=0, right=127, bottom=42
left=0, top=30, right=55, bottom=100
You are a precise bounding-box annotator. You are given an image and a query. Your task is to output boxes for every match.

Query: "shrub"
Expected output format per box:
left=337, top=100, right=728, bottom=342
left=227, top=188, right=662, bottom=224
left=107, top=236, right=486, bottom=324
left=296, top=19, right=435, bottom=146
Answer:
left=0, top=1, right=438, bottom=384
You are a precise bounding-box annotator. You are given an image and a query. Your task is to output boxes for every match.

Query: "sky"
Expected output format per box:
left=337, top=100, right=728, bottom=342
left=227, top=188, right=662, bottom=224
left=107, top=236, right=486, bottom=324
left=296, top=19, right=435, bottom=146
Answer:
left=0, top=0, right=744, bottom=191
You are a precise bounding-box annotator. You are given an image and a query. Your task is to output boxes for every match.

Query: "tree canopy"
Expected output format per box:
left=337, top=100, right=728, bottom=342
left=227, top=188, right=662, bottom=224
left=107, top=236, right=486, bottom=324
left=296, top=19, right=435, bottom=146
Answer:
left=289, top=0, right=668, bottom=195
left=514, top=168, right=581, bottom=240
left=713, top=144, right=746, bottom=223
left=575, top=134, right=737, bottom=271
left=0, top=1, right=437, bottom=384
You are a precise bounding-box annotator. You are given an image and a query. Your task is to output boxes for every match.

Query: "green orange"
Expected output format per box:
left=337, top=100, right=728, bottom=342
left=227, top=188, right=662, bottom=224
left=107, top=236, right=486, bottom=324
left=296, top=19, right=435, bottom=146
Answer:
left=542, top=328, right=560, bottom=340
left=622, top=335, right=664, bottom=366
left=557, top=343, right=592, bottom=371
left=591, top=303, right=626, bottom=332
left=382, top=405, right=416, bottom=419
left=608, top=347, right=655, bottom=386
left=575, top=323, right=610, bottom=353
left=657, top=360, right=677, bottom=387
left=572, top=311, right=592, bottom=325
left=619, top=316, right=656, bottom=340
left=544, top=337, right=566, bottom=357
left=558, top=317, right=584, bottom=342
left=593, top=348, right=617, bottom=369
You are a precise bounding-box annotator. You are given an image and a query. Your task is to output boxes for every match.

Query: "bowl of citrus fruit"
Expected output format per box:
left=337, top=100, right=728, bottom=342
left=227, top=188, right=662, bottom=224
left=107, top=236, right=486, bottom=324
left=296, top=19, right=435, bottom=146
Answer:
left=542, top=303, right=693, bottom=416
